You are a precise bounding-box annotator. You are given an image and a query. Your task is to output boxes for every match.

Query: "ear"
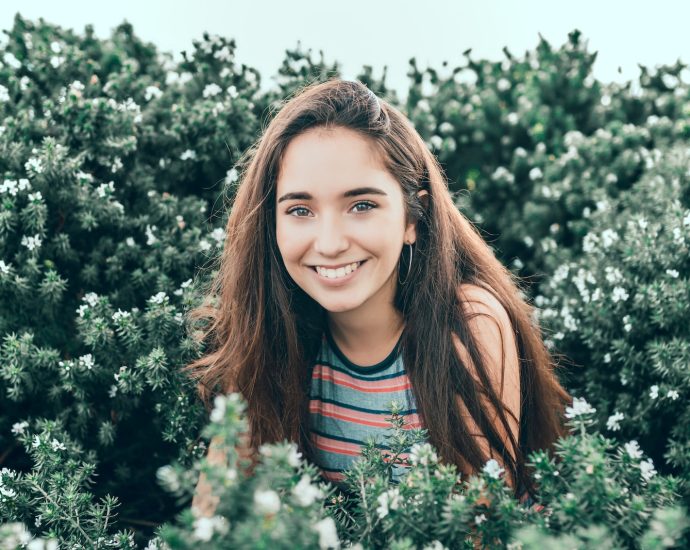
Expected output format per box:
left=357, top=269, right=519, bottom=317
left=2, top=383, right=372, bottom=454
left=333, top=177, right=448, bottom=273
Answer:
left=404, top=190, right=430, bottom=245
left=417, top=189, right=429, bottom=208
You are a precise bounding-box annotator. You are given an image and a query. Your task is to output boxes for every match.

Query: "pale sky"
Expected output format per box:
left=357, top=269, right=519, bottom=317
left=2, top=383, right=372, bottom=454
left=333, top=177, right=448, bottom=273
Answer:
left=2, top=1, right=689, bottom=100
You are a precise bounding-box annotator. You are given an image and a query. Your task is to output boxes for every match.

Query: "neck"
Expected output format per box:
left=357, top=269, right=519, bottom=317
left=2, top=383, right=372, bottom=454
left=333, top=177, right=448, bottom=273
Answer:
left=326, top=305, right=405, bottom=355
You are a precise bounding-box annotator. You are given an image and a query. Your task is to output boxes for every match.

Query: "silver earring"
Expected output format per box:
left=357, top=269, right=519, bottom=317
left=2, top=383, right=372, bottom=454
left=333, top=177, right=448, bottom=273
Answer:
left=398, top=242, right=413, bottom=285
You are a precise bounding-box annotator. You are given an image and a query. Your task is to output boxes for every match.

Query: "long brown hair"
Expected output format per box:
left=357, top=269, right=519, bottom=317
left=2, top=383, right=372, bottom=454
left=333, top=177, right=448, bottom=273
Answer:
left=183, top=78, right=571, bottom=499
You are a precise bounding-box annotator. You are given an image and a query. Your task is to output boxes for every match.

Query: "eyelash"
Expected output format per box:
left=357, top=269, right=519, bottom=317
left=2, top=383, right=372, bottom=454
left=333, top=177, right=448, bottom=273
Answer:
left=286, top=201, right=378, bottom=217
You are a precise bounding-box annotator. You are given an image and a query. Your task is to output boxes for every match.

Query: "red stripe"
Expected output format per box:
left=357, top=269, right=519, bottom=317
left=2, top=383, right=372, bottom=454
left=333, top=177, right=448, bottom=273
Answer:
left=312, top=364, right=413, bottom=393
left=310, top=400, right=422, bottom=429
left=310, top=433, right=410, bottom=465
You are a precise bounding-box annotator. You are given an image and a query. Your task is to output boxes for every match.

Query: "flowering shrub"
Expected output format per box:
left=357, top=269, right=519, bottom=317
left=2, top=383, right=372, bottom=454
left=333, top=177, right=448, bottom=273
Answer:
left=538, top=145, right=690, bottom=512
left=150, top=394, right=687, bottom=550
left=406, top=30, right=690, bottom=285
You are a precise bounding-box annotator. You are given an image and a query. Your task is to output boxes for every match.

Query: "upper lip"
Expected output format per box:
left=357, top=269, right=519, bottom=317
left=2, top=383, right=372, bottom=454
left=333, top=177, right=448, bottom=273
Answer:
left=309, top=260, right=366, bottom=269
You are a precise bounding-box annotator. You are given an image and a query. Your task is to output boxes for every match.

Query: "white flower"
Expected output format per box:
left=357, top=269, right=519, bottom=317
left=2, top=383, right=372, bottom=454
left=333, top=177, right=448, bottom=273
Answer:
left=475, top=513, right=487, bottom=525
left=606, top=412, right=624, bottom=431
left=666, top=269, right=679, bottom=278
left=286, top=443, right=302, bottom=468
left=203, top=83, right=223, bottom=98
left=32, top=435, right=41, bottom=448
left=582, top=232, right=599, bottom=253
left=210, top=227, right=226, bottom=244
left=11, top=421, right=29, bottom=435
left=623, top=315, right=632, bottom=332
left=565, top=397, right=596, bottom=419
left=126, top=237, right=136, bottom=247
left=625, top=440, right=643, bottom=460
left=667, top=389, right=679, bottom=401
left=96, top=181, right=115, bottom=198
left=226, top=85, right=239, bottom=99
left=21, top=234, right=42, bottom=251
left=409, top=442, right=438, bottom=466
left=497, top=78, right=511, bottom=92
left=192, top=515, right=228, bottom=542
left=611, top=286, right=629, bottom=303
left=423, top=542, right=448, bottom=550
left=254, top=489, right=281, bottom=515
left=650, top=385, right=659, bottom=399
left=225, top=168, right=239, bottom=185
left=213, top=46, right=232, bottom=62
left=3, top=52, right=21, bottom=70
left=144, top=86, right=163, bottom=101
left=108, top=385, right=118, bottom=398
left=417, top=99, right=431, bottom=112
left=529, top=167, right=543, bottom=180
left=603, top=353, right=611, bottom=363
left=79, top=354, right=95, bottom=370
left=24, top=157, right=44, bottom=174
left=1, top=179, right=18, bottom=195
left=210, top=395, right=227, bottom=423
left=50, top=438, right=66, bottom=451
left=292, top=474, right=323, bottom=507
left=180, top=149, right=197, bottom=161
left=199, top=239, right=212, bottom=251
left=429, top=135, right=443, bottom=149
left=111, top=157, right=123, bottom=173
left=640, top=459, right=657, bottom=481
left=600, top=229, right=619, bottom=248
left=145, top=224, right=158, bottom=245
left=0, top=260, right=11, bottom=274
left=113, top=309, right=131, bottom=322
left=313, top=517, right=340, bottom=550
left=50, top=56, right=65, bottom=68
left=0, top=85, right=9, bottom=102
left=149, top=291, right=167, bottom=305
left=483, top=458, right=504, bottom=479
left=507, top=112, right=519, bottom=125
left=376, top=487, right=401, bottom=518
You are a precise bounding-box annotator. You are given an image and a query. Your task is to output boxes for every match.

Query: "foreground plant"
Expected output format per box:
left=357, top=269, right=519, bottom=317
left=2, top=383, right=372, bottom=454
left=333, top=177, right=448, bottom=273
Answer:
left=148, top=394, right=687, bottom=550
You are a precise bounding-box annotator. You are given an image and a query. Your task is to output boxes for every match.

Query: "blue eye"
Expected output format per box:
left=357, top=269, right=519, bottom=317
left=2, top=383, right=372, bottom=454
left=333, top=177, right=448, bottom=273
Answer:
left=352, top=201, right=377, bottom=213
left=286, top=201, right=377, bottom=217
left=287, top=206, right=311, bottom=217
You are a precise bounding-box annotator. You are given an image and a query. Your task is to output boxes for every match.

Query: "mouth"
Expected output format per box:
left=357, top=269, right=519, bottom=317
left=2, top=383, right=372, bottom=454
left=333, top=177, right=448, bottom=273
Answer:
left=309, top=260, right=368, bottom=283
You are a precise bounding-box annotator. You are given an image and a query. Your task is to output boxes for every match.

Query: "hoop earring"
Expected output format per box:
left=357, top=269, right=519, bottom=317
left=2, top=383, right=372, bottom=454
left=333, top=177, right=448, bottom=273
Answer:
left=398, top=242, right=413, bottom=285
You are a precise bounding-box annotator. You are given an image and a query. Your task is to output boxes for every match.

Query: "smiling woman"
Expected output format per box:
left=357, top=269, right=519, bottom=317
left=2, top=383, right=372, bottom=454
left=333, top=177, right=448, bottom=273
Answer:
left=184, top=78, right=570, bottom=515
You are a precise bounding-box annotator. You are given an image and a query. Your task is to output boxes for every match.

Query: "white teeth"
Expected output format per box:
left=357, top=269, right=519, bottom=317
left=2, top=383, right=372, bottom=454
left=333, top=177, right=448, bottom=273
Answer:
left=316, top=261, right=362, bottom=279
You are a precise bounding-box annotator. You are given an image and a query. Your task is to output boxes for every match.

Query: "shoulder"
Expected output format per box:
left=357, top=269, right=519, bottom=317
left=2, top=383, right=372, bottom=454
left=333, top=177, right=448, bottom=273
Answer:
left=452, top=283, right=520, bottom=379
left=456, top=283, right=509, bottom=321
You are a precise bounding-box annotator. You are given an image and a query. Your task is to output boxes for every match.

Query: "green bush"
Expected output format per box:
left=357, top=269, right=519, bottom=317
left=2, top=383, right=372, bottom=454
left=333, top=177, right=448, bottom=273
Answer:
left=538, top=144, right=690, bottom=502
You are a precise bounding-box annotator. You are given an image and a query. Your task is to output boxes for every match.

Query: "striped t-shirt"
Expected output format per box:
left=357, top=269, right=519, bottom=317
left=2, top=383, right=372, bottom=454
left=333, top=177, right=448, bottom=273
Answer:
left=307, top=327, right=427, bottom=487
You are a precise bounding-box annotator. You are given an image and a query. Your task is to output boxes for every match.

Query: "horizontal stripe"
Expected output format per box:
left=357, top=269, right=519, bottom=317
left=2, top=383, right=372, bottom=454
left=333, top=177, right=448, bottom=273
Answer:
left=309, top=332, right=427, bottom=483
left=309, top=396, right=418, bottom=416
left=313, top=360, right=408, bottom=382
left=311, top=432, right=411, bottom=463
left=309, top=427, right=394, bottom=449
left=310, top=400, right=422, bottom=429
left=312, top=364, right=413, bottom=393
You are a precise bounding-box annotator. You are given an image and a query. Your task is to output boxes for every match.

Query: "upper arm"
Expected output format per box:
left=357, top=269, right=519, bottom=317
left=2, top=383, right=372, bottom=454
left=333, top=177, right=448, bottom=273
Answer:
left=452, top=284, right=521, bottom=484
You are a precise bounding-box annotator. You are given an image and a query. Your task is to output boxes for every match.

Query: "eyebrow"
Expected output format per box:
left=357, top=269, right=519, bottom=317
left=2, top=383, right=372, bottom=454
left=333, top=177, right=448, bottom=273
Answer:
left=277, top=186, right=388, bottom=203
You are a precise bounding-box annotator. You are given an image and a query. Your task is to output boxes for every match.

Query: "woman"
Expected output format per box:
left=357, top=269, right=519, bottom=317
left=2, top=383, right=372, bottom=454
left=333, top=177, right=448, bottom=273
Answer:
left=186, top=78, right=570, bottom=515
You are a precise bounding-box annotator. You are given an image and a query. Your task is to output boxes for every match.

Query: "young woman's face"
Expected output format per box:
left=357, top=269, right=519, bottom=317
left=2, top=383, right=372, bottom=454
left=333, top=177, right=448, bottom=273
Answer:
left=275, top=126, right=417, bottom=314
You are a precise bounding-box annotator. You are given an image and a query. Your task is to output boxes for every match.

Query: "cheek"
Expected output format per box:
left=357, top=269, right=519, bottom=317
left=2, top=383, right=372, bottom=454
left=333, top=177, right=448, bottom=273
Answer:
left=275, top=220, right=303, bottom=261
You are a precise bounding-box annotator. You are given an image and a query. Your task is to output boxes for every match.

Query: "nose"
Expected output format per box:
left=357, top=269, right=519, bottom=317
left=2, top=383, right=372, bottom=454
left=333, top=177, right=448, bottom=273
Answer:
left=313, top=214, right=349, bottom=257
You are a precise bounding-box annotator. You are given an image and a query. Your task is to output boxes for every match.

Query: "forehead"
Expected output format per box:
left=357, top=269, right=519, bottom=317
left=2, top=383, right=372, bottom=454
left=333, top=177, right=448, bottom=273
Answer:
left=276, top=127, right=396, bottom=196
